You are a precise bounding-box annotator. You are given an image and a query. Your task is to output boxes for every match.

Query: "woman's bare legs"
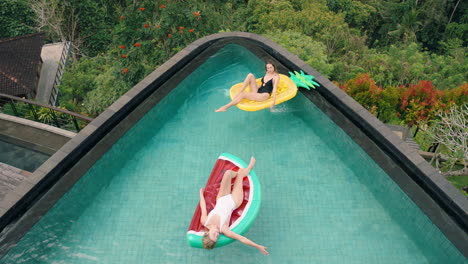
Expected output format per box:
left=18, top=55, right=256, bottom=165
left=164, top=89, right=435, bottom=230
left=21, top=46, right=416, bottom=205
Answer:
left=215, top=92, right=269, bottom=112
left=215, top=74, right=267, bottom=112
left=217, top=170, right=237, bottom=200
left=240, top=73, right=258, bottom=93
left=232, top=157, right=255, bottom=208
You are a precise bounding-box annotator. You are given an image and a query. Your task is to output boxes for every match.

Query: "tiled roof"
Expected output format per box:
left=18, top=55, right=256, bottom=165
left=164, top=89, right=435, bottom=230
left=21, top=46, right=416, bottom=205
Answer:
left=0, top=33, right=45, bottom=97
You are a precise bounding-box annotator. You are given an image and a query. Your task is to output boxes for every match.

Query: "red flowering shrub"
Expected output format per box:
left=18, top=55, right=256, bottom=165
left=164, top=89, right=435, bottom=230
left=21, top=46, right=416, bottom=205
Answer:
left=120, top=16, right=125, bottom=20
left=397, top=80, right=443, bottom=126
left=341, top=73, right=382, bottom=115
left=122, top=68, right=129, bottom=74
left=108, top=0, right=235, bottom=101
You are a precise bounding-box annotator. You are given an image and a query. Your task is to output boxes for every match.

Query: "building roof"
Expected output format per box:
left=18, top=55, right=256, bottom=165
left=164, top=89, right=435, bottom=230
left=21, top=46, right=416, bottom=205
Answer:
left=0, top=33, right=45, bottom=97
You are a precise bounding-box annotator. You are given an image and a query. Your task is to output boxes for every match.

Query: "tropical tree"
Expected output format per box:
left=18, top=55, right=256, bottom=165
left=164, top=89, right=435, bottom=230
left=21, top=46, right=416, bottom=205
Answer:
left=263, top=30, right=333, bottom=78
left=443, top=83, right=468, bottom=107
left=377, top=85, right=403, bottom=123
left=0, top=0, right=37, bottom=38
left=428, top=104, right=468, bottom=177
left=388, top=8, right=422, bottom=44
left=59, top=0, right=243, bottom=115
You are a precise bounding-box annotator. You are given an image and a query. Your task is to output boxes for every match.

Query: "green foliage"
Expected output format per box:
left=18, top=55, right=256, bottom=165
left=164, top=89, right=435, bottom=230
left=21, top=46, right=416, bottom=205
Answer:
left=447, top=175, right=468, bottom=196
left=58, top=0, right=244, bottom=115
left=59, top=56, right=110, bottom=113
left=30, top=107, right=55, bottom=125
left=44, top=0, right=467, bottom=118
left=331, top=42, right=467, bottom=89
left=111, top=0, right=240, bottom=77
left=327, top=0, right=377, bottom=28
left=263, top=30, right=333, bottom=77
left=364, top=0, right=467, bottom=52
left=443, top=83, right=468, bottom=107
left=239, top=0, right=296, bottom=33
left=385, top=43, right=427, bottom=87
left=0, top=0, right=37, bottom=38
left=82, top=66, right=129, bottom=116
left=378, top=86, right=403, bottom=123
left=59, top=0, right=115, bottom=56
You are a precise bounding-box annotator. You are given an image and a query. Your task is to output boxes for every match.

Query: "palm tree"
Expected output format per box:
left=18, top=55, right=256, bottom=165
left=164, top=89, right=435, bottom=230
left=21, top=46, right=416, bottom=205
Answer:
left=388, top=9, right=422, bottom=43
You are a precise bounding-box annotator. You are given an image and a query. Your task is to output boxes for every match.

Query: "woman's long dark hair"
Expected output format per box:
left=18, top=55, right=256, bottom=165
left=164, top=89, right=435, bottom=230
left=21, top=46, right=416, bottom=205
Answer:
left=265, top=60, right=278, bottom=73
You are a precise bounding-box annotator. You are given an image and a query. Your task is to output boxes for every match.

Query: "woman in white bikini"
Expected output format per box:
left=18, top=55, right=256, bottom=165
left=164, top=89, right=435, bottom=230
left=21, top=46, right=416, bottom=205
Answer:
left=215, top=61, right=279, bottom=112
left=199, top=157, right=269, bottom=255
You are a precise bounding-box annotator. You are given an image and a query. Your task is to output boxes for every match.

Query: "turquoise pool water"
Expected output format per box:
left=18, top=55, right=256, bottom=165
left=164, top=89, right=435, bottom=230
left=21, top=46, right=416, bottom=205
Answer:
left=1, top=44, right=464, bottom=263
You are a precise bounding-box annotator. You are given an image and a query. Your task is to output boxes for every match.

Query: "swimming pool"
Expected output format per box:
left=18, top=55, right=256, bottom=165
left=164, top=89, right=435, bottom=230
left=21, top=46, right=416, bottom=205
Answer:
left=0, top=139, right=50, bottom=172
left=0, top=43, right=464, bottom=263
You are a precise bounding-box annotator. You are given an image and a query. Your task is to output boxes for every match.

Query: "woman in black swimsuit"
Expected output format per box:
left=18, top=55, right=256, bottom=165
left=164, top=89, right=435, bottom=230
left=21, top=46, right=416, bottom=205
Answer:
left=215, top=61, right=279, bottom=112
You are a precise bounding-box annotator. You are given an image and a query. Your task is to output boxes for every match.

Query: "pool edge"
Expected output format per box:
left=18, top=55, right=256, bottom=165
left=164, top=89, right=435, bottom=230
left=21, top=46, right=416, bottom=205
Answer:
left=0, top=32, right=466, bottom=257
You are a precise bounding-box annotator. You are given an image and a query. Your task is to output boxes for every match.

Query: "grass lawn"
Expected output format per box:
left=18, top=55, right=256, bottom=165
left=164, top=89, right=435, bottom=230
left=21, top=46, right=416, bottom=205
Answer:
left=447, top=175, right=468, bottom=196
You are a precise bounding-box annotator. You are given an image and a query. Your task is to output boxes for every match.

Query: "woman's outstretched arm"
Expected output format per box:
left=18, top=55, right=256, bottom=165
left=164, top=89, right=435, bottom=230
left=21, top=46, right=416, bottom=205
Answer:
left=223, top=228, right=269, bottom=255
left=199, top=188, right=207, bottom=225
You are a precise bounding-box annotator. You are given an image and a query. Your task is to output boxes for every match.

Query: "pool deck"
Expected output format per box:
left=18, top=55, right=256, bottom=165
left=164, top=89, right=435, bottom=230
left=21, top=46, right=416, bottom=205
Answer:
left=0, top=163, right=30, bottom=215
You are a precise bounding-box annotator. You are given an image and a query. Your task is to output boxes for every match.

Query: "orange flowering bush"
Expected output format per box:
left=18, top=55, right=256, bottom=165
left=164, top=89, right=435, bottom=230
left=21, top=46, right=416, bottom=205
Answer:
left=397, top=80, right=444, bottom=126
left=341, top=73, right=382, bottom=115
left=442, top=83, right=468, bottom=108
left=110, top=1, right=238, bottom=92
left=341, top=72, right=467, bottom=130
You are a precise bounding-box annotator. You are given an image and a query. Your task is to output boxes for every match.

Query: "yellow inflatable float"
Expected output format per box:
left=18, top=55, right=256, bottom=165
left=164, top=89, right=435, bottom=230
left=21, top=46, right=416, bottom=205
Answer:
left=229, top=74, right=298, bottom=111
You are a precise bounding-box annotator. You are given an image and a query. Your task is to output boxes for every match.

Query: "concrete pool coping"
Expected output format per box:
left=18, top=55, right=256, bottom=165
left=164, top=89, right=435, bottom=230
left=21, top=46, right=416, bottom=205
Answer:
left=0, top=32, right=466, bottom=257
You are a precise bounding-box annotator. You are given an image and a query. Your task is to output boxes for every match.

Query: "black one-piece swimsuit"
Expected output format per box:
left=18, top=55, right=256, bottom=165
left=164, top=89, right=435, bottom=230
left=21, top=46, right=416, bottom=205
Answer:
left=258, top=77, right=273, bottom=94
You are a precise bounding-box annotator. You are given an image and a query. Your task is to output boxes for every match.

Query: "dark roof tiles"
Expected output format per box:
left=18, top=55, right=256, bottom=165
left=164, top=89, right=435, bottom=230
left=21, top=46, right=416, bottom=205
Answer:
left=0, top=33, right=45, bottom=97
